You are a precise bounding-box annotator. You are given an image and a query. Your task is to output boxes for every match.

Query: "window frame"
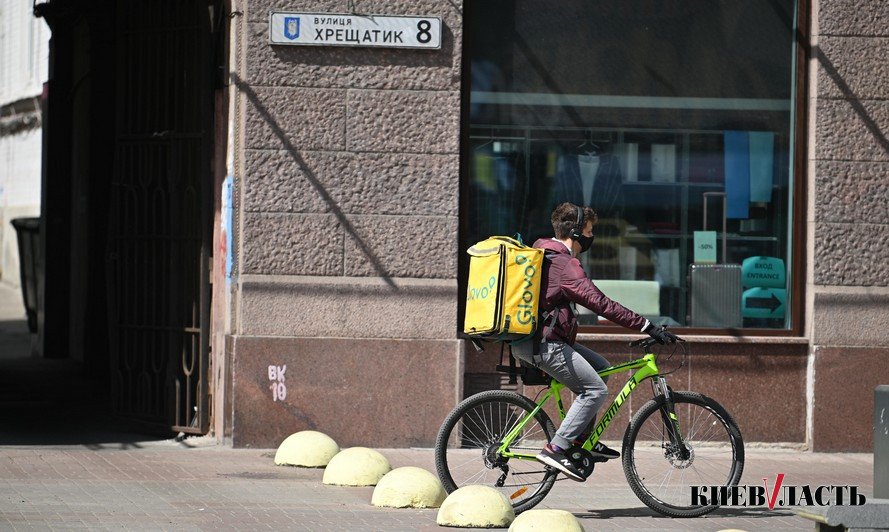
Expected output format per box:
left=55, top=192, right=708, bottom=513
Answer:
left=456, top=0, right=810, bottom=338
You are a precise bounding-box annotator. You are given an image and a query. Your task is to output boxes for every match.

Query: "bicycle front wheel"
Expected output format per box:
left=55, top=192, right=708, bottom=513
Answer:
left=434, top=390, right=558, bottom=513
left=622, top=391, right=745, bottom=518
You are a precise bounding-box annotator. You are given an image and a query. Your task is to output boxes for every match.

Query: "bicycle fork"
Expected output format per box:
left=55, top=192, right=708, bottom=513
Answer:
left=651, top=376, right=691, bottom=460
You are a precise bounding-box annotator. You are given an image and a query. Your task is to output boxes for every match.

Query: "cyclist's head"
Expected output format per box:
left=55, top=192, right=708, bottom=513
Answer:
left=551, top=202, right=597, bottom=239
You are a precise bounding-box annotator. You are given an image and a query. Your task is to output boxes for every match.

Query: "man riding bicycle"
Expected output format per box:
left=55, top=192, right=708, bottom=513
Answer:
left=514, top=202, right=677, bottom=481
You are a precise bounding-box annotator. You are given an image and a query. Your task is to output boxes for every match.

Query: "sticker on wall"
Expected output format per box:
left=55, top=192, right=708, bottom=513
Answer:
left=268, top=365, right=287, bottom=402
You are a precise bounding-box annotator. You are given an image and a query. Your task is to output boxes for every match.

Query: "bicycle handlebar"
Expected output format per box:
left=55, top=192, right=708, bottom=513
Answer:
left=629, top=335, right=686, bottom=351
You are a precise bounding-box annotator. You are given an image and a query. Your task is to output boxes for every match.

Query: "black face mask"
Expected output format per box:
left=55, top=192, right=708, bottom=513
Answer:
left=574, top=234, right=595, bottom=254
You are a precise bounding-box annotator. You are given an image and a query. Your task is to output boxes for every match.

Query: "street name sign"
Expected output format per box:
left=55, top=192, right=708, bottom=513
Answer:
left=269, top=13, right=442, bottom=49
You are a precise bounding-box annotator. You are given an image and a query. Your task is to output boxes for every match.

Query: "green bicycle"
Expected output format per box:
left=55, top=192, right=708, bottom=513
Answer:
left=434, top=337, right=744, bottom=518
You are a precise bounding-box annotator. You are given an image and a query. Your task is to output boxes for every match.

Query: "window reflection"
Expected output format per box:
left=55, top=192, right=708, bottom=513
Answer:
left=465, top=0, right=798, bottom=329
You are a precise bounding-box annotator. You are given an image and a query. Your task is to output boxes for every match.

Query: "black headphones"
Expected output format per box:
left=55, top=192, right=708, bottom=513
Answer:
left=570, top=205, right=585, bottom=240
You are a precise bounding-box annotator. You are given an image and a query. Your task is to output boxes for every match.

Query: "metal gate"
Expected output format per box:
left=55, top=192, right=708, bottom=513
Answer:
left=106, top=0, right=214, bottom=434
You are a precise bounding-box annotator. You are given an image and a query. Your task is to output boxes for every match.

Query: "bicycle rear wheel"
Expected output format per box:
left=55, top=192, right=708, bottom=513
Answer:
left=434, top=390, right=558, bottom=513
left=622, top=391, right=744, bottom=518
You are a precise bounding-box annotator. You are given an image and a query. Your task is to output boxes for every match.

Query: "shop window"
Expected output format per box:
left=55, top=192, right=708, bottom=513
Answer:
left=463, top=0, right=801, bottom=331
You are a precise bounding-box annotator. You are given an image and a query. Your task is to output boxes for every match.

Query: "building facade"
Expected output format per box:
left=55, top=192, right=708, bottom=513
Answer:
left=30, top=0, right=887, bottom=451
left=0, top=0, right=48, bottom=286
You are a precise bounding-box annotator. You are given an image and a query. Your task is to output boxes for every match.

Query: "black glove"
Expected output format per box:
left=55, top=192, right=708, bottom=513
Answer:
left=643, top=322, right=678, bottom=345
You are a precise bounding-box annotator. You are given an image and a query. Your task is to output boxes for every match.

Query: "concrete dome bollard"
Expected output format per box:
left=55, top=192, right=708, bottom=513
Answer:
left=274, top=431, right=339, bottom=467
left=322, top=447, right=391, bottom=486
left=508, top=509, right=583, bottom=532
left=436, top=485, right=515, bottom=528
left=371, top=467, right=448, bottom=508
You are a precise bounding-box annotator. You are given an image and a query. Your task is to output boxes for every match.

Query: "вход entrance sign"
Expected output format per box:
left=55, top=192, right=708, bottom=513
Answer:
left=269, top=12, right=442, bottom=50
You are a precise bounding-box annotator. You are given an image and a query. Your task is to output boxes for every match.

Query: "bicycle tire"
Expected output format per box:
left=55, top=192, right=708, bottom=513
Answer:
left=434, top=390, right=558, bottom=513
left=622, top=391, right=745, bottom=518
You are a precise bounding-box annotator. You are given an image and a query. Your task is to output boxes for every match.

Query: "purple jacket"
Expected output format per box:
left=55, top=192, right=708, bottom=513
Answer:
left=533, top=238, right=647, bottom=344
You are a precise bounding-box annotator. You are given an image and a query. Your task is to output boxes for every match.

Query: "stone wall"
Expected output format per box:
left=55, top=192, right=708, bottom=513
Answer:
left=223, top=0, right=889, bottom=451
left=465, top=338, right=810, bottom=445
left=229, top=0, right=464, bottom=447
left=810, top=0, right=889, bottom=451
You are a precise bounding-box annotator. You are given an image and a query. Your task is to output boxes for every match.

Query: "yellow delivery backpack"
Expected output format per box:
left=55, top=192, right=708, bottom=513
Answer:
left=463, top=235, right=544, bottom=342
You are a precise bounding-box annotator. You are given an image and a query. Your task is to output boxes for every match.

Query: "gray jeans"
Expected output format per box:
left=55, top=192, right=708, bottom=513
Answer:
left=515, top=340, right=610, bottom=450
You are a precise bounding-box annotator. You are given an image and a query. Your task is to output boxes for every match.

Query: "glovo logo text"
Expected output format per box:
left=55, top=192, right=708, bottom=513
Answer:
left=468, top=276, right=497, bottom=301
left=514, top=254, right=537, bottom=325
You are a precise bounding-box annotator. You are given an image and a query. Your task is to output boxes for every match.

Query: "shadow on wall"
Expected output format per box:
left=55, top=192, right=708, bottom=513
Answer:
left=777, top=0, right=889, bottom=155
left=815, top=47, right=889, bottom=154
left=232, top=76, right=398, bottom=289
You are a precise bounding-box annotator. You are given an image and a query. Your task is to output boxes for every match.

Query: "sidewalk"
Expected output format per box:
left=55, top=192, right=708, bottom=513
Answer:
left=0, top=281, right=140, bottom=448
left=0, top=283, right=877, bottom=530
left=0, top=440, right=874, bottom=531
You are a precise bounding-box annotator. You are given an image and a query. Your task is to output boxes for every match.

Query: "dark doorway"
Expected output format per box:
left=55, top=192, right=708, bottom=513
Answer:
left=105, top=0, right=217, bottom=434
left=23, top=0, right=224, bottom=441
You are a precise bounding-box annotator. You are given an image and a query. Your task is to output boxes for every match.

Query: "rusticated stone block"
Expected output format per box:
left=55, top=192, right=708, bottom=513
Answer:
left=812, top=346, right=889, bottom=451
left=820, top=0, right=889, bottom=37
left=247, top=22, right=460, bottom=91
left=815, top=222, right=889, bottom=286
left=687, top=346, right=807, bottom=443
left=354, top=0, right=462, bottom=20
left=817, top=37, right=889, bottom=100
left=465, top=337, right=810, bottom=444
left=813, top=291, right=889, bottom=346
left=342, top=215, right=458, bottom=277
left=239, top=276, right=458, bottom=338
left=244, top=87, right=346, bottom=151
left=523, top=338, right=808, bottom=443
left=248, top=0, right=464, bottom=28
left=230, top=336, right=461, bottom=448
left=815, top=160, right=889, bottom=223
left=346, top=90, right=460, bottom=153
left=816, top=99, right=889, bottom=162
left=578, top=338, right=810, bottom=443
left=244, top=149, right=458, bottom=215
left=242, top=213, right=343, bottom=275
left=247, top=0, right=346, bottom=22
left=352, top=0, right=464, bottom=55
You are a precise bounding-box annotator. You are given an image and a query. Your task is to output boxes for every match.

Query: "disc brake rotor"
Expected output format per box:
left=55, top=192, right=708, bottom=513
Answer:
left=665, top=443, right=695, bottom=469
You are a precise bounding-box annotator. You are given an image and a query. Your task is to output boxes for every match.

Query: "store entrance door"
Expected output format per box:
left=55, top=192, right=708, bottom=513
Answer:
left=106, top=0, right=217, bottom=434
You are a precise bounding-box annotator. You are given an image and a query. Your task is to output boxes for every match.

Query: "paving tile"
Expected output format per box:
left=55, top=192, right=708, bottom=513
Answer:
left=0, top=444, right=874, bottom=530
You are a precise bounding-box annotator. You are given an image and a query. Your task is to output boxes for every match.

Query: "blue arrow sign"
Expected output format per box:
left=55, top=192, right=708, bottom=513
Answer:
left=742, top=287, right=787, bottom=319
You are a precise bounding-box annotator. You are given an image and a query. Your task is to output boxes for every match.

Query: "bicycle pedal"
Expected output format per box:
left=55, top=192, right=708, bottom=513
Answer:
left=566, top=446, right=597, bottom=479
